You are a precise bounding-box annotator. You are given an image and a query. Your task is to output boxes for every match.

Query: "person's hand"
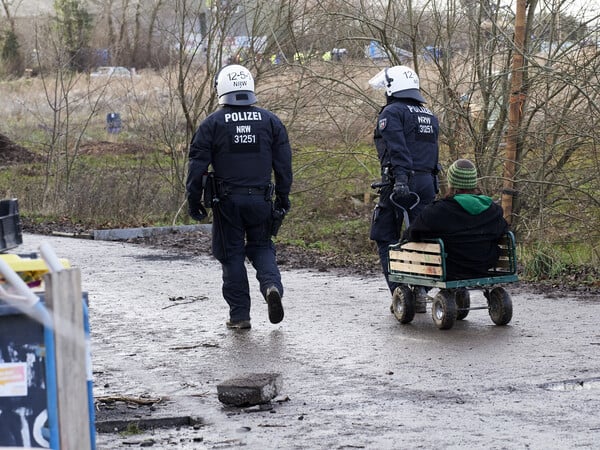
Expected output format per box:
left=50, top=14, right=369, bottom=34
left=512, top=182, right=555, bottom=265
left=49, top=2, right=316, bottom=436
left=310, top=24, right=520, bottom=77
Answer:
left=275, top=194, right=291, bottom=212
left=188, top=201, right=207, bottom=221
left=393, top=182, right=410, bottom=199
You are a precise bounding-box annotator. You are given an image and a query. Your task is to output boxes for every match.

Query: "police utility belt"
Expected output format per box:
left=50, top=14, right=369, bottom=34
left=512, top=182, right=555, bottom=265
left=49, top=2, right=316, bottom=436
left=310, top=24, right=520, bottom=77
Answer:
left=223, top=185, right=271, bottom=195
left=202, top=172, right=273, bottom=208
left=376, top=164, right=441, bottom=185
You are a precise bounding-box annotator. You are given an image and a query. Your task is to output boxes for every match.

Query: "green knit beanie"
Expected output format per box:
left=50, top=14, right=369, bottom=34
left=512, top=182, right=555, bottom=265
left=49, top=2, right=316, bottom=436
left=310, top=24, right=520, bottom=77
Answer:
left=447, top=159, right=478, bottom=189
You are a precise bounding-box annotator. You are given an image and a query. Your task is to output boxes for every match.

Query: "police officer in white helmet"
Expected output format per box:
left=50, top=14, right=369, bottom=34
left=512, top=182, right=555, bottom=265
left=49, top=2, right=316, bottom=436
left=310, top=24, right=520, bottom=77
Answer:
left=186, top=64, right=293, bottom=330
left=369, top=65, right=440, bottom=313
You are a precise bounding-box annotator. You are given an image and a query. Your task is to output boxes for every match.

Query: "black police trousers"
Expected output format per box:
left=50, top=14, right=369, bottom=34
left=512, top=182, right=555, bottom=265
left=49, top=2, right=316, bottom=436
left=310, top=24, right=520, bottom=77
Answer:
left=212, top=192, right=283, bottom=322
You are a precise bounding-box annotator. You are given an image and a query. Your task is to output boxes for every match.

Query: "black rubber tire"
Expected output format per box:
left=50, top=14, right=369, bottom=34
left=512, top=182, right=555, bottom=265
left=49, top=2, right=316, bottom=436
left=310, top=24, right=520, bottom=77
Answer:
left=488, top=287, right=513, bottom=325
left=431, top=289, right=457, bottom=330
left=392, top=285, right=416, bottom=324
left=455, top=288, right=470, bottom=321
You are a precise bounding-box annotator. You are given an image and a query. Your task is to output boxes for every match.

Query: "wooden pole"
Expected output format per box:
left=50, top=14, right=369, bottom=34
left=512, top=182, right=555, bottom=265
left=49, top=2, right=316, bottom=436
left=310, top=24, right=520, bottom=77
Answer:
left=44, top=268, right=92, bottom=450
left=502, top=0, right=527, bottom=225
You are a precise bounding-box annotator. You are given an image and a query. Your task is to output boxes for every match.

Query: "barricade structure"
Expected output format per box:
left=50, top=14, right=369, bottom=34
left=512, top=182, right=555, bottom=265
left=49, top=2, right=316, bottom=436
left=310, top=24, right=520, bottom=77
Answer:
left=0, top=206, right=95, bottom=449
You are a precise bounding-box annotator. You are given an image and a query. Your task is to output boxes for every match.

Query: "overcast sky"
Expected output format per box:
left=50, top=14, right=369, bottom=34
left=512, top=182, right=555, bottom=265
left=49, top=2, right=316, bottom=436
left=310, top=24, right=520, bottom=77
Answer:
left=501, top=0, right=599, bottom=21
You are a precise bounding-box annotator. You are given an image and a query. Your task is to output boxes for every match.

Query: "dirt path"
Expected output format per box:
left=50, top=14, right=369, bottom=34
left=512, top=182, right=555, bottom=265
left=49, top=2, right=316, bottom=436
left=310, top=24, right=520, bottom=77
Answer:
left=16, top=233, right=600, bottom=449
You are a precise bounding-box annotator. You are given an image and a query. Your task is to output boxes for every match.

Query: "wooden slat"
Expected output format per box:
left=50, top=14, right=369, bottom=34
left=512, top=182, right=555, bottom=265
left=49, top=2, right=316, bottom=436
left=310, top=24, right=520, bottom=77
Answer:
left=495, top=255, right=510, bottom=268
left=390, top=251, right=442, bottom=265
left=45, top=269, right=92, bottom=450
left=388, top=250, right=403, bottom=260
left=390, top=260, right=443, bottom=276
left=397, top=241, right=442, bottom=253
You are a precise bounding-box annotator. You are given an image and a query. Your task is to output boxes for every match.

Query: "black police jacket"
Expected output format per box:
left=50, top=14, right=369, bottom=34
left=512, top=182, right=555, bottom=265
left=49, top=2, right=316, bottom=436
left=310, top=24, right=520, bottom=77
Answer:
left=187, top=105, right=293, bottom=203
left=403, top=195, right=509, bottom=280
left=374, top=98, right=439, bottom=182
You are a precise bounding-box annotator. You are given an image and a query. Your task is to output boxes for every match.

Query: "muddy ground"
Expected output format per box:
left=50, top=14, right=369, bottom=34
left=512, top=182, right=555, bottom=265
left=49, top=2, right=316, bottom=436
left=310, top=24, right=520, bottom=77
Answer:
left=12, top=231, right=600, bottom=449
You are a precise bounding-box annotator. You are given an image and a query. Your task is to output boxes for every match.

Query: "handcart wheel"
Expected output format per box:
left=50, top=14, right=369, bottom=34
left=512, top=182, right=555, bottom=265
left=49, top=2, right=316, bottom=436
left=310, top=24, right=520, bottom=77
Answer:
left=487, top=287, right=513, bottom=325
left=431, top=289, right=457, bottom=330
left=455, top=288, right=470, bottom=321
left=391, top=285, right=416, bottom=324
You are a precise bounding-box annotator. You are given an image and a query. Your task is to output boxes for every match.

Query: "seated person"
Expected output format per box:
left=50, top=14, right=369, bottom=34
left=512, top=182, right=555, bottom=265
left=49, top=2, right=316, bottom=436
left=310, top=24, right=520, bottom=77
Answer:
left=402, top=159, right=509, bottom=280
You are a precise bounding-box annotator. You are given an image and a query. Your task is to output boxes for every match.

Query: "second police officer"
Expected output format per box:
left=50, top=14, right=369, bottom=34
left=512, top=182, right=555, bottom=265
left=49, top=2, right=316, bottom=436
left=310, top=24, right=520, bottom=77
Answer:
left=369, top=65, right=440, bottom=313
left=186, top=64, right=293, bottom=330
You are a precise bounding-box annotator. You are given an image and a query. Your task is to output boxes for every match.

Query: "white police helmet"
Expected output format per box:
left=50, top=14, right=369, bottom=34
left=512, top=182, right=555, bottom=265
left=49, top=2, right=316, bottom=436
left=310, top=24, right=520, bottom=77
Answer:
left=215, top=64, right=257, bottom=106
left=368, top=65, right=426, bottom=103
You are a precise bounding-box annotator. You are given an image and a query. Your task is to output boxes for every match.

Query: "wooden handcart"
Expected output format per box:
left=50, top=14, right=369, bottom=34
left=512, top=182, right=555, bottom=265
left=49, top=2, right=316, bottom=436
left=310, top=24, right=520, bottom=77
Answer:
left=388, top=231, right=519, bottom=330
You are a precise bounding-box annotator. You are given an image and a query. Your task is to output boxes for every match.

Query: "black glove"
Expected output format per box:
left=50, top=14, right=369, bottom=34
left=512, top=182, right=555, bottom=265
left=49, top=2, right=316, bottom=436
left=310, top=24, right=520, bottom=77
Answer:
left=275, top=193, right=291, bottom=213
left=188, top=200, right=207, bottom=222
left=393, top=181, right=410, bottom=199
left=270, top=208, right=286, bottom=237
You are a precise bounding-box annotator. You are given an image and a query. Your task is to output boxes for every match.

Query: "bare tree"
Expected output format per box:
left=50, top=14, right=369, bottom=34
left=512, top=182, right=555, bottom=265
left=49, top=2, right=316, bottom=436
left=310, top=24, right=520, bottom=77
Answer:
left=271, top=0, right=599, bottom=252
left=0, top=0, right=24, bottom=76
left=12, top=0, right=596, bottom=256
left=28, top=22, right=108, bottom=214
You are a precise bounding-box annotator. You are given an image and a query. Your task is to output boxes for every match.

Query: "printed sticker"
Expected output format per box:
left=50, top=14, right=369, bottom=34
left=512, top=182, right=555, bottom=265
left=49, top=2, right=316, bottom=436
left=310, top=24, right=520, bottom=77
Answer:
left=0, top=362, right=28, bottom=397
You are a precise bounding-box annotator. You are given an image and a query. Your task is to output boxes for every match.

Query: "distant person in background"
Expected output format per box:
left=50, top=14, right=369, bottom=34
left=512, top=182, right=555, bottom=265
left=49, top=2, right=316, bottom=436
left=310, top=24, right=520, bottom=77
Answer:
left=403, top=159, right=509, bottom=280
left=368, top=65, right=440, bottom=312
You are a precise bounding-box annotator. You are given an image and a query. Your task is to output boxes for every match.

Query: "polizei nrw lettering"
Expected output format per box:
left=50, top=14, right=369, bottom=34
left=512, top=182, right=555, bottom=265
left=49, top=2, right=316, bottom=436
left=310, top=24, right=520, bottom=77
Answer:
left=224, top=111, right=263, bottom=122
left=407, top=105, right=433, bottom=115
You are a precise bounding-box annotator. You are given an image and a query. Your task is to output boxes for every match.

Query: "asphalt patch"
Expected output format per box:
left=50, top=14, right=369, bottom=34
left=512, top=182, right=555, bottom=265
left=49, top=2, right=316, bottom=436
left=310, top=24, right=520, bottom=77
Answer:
left=95, top=396, right=204, bottom=433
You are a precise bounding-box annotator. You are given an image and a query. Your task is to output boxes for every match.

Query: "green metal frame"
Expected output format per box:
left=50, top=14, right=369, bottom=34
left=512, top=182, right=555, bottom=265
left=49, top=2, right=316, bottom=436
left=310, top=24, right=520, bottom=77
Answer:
left=388, top=231, right=519, bottom=289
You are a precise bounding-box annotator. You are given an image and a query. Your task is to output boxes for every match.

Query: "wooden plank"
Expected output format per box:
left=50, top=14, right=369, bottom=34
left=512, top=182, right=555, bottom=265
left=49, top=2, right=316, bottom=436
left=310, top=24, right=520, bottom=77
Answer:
left=390, top=251, right=442, bottom=265
left=397, top=241, right=442, bottom=253
left=496, top=256, right=510, bottom=268
left=390, top=260, right=443, bottom=276
left=44, top=269, right=92, bottom=450
left=389, top=250, right=404, bottom=260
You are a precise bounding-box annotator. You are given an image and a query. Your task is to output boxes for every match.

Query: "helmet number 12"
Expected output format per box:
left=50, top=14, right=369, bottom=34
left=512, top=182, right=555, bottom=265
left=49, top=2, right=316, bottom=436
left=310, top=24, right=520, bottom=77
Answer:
left=228, top=70, right=249, bottom=81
